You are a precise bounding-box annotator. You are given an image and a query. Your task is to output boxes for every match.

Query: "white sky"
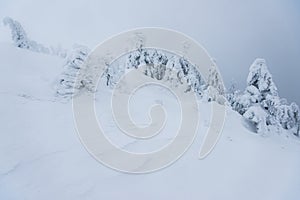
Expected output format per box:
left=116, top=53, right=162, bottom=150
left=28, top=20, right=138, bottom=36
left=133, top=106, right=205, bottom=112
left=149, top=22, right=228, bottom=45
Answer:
left=1, top=0, right=299, bottom=104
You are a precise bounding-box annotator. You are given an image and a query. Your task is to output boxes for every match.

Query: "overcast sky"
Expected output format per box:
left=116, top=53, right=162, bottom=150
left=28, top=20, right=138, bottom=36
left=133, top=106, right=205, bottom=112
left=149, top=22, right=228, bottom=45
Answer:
left=0, top=0, right=299, bottom=104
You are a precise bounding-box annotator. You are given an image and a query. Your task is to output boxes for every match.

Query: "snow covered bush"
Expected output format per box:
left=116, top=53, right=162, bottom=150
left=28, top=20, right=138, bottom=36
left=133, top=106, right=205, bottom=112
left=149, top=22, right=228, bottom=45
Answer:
left=243, top=105, right=267, bottom=134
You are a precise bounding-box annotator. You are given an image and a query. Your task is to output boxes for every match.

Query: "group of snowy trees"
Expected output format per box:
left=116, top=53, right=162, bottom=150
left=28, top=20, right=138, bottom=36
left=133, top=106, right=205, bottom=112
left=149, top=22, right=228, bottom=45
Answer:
left=4, top=17, right=299, bottom=137
left=227, top=59, right=300, bottom=136
left=3, top=17, right=87, bottom=99
left=105, top=48, right=224, bottom=102
left=107, top=50, right=300, bottom=137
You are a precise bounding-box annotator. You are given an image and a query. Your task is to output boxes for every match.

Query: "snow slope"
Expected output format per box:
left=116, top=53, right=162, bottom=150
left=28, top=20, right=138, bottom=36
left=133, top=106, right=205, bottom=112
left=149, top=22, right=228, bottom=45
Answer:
left=1, top=43, right=300, bottom=200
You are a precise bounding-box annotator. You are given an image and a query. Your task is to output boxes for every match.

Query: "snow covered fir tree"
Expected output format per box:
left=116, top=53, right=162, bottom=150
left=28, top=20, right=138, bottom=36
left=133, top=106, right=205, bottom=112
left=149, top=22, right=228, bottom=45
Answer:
left=229, top=59, right=300, bottom=136
left=3, top=17, right=300, bottom=138
left=3, top=17, right=67, bottom=57
left=104, top=48, right=208, bottom=97
left=56, top=45, right=90, bottom=98
left=3, top=17, right=87, bottom=99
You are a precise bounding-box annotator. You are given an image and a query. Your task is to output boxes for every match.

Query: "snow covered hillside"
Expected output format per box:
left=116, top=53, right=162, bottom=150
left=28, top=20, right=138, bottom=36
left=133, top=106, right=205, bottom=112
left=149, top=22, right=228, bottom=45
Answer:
left=1, top=40, right=300, bottom=200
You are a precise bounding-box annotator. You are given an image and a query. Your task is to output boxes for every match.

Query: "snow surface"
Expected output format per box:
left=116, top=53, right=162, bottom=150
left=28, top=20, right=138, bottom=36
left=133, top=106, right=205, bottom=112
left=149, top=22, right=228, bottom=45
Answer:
left=1, top=43, right=300, bottom=200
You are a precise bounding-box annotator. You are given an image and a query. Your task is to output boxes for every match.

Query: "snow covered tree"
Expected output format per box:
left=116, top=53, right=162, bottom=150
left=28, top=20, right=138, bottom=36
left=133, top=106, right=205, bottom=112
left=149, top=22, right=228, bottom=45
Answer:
left=232, top=59, right=278, bottom=114
left=276, top=102, right=300, bottom=136
left=3, top=17, right=30, bottom=49
left=184, top=62, right=206, bottom=94
left=246, top=59, right=300, bottom=136
left=174, top=57, right=206, bottom=95
left=126, top=49, right=143, bottom=69
left=56, top=45, right=90, bottom=98
left=125, top=48, right=168, bottom=80
left=143, top=50, right=168, bottom=80
left=231, top=59, right=277, bottom=133
left=230, top=58, right=300, bottom=137
left=203, top=64, right=226, bottom=104
left=247, top=58, right=278, bottom=97
left=3, top=17, right=67, bottom=57
left=207, top=64, right=225, bottom=95
left=226, top=80, right=239, bottom=106
left=124, top=49, right=206, bottom=96
left=290, top=103, right=300, bottom=136
left=3, top=17, right=50, bottom=53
